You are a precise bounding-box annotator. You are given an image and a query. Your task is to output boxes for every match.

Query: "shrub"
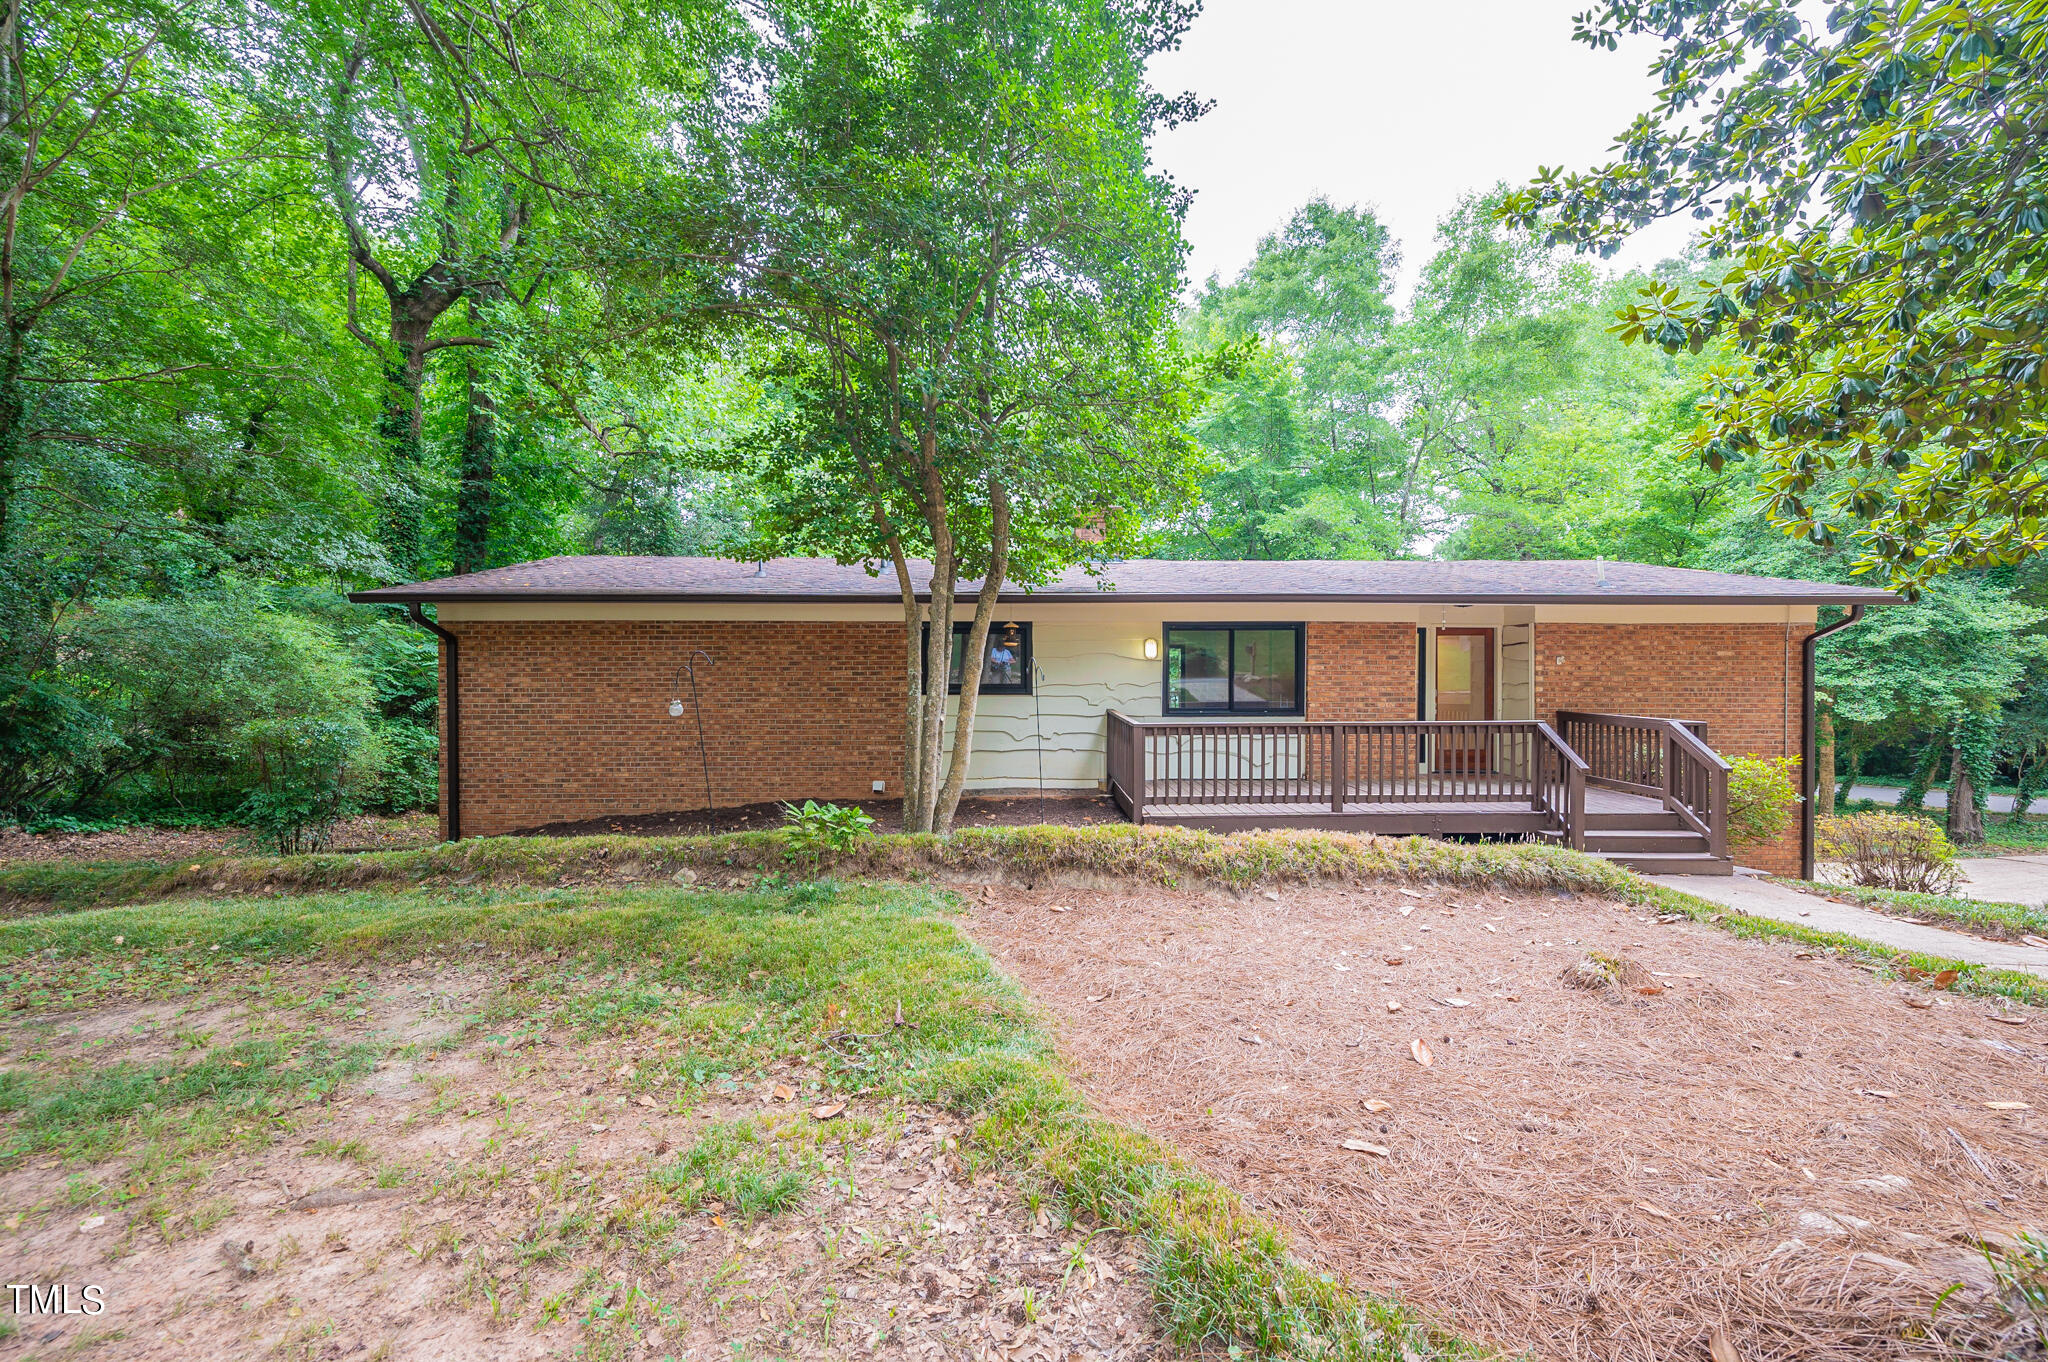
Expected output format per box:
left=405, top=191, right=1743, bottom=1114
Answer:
left=1727, top=754, right=1800, bottom=848
left=235, top=715, right=380, bottom=854
left=1815, top=811, right=1962, bottom=894
left=779, top=800, right=877, bottom=860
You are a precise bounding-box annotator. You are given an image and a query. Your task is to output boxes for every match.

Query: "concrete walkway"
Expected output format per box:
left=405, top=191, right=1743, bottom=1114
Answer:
left=1646, top=873, right=2048, bottom=977
left=1956, top=854, right=2048, bottom=907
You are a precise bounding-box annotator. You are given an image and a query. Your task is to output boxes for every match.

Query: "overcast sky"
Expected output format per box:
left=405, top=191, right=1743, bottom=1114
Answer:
left=1147, top=0, right=1702, bottom=297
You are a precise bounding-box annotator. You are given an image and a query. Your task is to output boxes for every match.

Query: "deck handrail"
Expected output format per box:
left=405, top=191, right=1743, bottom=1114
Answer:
left=1105, top=711, right=1591, bottom=845
left=1556, top=710, right=1729, bottom=859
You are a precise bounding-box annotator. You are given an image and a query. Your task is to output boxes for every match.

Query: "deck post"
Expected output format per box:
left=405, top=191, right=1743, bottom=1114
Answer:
left=1330, top=724, right=1346, bottom=812
left=1131, top=728, right=1147, bottom=825
left=1566, top=763, right=1586, bottom=850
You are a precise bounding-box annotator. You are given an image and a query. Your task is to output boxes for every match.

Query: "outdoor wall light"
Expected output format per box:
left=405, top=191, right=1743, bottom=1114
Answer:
left=1143, top=637, right=1159, bottom=661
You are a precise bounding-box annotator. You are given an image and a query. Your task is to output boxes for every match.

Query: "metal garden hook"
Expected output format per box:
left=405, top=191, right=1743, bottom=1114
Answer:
left=667, top=650, right=715, bottom=822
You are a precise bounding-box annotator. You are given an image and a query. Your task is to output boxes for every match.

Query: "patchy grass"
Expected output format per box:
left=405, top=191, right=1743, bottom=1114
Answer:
left=0, top=824, right=1643, bottom=915
left=1772, top=878, right=2048, bottom=943
left=0, top=878, right=1464, bottom=1360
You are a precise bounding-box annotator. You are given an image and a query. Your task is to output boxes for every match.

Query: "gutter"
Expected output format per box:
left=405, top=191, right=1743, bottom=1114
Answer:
left=1801, top=604, right=1866, bottom=879
left=406, top=603, right=461, bottom=842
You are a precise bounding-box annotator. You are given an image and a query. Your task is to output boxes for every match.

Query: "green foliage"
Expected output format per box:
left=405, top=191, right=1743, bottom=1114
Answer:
left=236, top=717, right=378, bottom=854
left=1726, top=754, right=1800, bottom=849
left=1816, top=811, right=1963, bottom=895
left=778, top=801, right=877, bottom=860
left=655, top=1119, right=816, bottom=1220
left=1507, top=1, right=2048, bottom=588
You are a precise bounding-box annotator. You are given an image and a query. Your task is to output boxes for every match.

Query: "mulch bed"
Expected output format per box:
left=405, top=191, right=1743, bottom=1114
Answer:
left=518, top=792, right=1125, bottom=838
left=961, top=879, right=2048, bottom=1361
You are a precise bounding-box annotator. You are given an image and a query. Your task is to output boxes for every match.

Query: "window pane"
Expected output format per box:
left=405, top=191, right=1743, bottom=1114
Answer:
left=984, top=627, right=1025, bottom=689
left=949, top=630, right=967, bottom=688
left=1233, top=629, right=1298, bottom=710
left=1166, top=628, right=1230, bottom=710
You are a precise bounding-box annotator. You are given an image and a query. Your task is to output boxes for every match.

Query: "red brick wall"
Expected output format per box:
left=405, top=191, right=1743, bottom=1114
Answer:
left=1305, top=622, right=1420, bottom=721
left=440, top=620, right=906, bottom=837
left=1534, top=622, right=1811, bottom=874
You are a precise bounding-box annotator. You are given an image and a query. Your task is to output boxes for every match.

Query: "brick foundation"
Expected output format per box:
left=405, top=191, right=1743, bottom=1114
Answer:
left=1535, top=622, right=1810, bottom=875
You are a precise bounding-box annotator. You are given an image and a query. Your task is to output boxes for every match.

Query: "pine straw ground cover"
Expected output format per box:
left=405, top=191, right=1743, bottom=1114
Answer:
left=961, top=878, right=2048, bottom=1362
left=0, top=879, right=1447, bottom=1362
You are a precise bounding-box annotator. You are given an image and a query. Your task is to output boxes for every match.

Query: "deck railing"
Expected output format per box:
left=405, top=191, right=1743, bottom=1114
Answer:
left=1105, top=713, right=1588, bottom=847
left=1558, top=710, right=1729, bottom=859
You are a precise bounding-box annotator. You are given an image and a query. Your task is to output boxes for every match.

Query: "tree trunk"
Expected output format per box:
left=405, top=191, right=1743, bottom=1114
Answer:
left=1814, top=705, right=1836, bottom=820
left=0, top=336, right=22, bottom=568
left=453, top=350, right=496, bottom=575
left=1946, top=747, right=1985, bottom=845
left=1835, top=740, right=1864, bottom=814
left=377, top=332, right=432, bottom=579
left=932, top=481, right=1010, bottom=834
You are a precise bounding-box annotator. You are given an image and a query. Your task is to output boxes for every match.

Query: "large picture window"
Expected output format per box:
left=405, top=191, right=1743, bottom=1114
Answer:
left=1164, top=623, right=1304, bottom=715
left=924, top=621, right=1032, bottom=695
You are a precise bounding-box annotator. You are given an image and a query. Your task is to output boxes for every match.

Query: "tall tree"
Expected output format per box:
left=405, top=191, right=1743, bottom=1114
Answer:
left=651, top=0, right=1206, bottom=833
left=1507, top=1, right=2048, bottom=590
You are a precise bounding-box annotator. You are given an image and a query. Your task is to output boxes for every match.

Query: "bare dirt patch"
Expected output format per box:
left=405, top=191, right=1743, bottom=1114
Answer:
left=961, top=880, right=2048, bottom=1361
left=0, top=961, right=1169, bottom=1362
left=0, top=815, right=437, bottom=867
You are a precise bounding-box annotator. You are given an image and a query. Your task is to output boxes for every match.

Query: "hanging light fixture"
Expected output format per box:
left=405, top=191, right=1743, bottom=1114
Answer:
left=999, top=621, right=1022, bottom=648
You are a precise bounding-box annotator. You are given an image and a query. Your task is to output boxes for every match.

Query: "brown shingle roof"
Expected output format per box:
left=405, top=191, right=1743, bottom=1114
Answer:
left=349, top=555, right=1898, bottom=606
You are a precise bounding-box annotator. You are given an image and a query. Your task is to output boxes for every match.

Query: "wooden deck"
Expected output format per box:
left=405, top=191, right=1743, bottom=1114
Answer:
left=1105, top=712, right=1734, bottom=872
left=1140, top=787, right=1667, bottom=834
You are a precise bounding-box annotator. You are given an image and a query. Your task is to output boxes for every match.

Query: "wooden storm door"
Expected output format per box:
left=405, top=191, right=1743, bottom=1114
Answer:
left=1434, top=628, right=1495, bottom=773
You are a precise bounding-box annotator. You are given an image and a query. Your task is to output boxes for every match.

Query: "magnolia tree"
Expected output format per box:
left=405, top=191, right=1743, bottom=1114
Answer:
left=633, top=0, right=1208, bottom=833
left=1505, top=1, right=2048, bottom=590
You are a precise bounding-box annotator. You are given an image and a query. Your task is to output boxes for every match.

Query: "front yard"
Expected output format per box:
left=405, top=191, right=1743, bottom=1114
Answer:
left=0, top=828, right=2042, bottom=1361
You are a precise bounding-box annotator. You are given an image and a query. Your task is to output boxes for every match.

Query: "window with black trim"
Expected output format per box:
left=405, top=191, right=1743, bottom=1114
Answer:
left=924, top=620, right=1032, bottom=694
left=1163, top=623, right=1304, bottom=715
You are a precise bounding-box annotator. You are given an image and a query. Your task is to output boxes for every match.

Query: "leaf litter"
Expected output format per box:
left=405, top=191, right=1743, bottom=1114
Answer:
left=964, top=877, right=2048, bottom=1362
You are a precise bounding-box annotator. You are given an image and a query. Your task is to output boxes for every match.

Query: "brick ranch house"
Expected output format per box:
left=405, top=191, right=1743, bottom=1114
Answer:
left=353, top=556, right=1894, bottom=877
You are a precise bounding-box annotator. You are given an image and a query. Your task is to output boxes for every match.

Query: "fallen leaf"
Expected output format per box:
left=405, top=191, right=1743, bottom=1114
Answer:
left=1440, top=997, right=1472, bottom=1008
left=1085, top=993, right=1110, bottom=1003
left=1398, top=888, right=1424, bottom=899
left=1858, top=1088, right=1896, bottom=1100
left=1385, top=998, right=1401, bottom=1013
left=1709, top=1326, right=1739, bottom=1362
left=77, top=1215, right=105, bottom=1232
left=1261, top=891, right=1280, bottom=902
left=637, top=1095, right=657, bottom=1108
left=1363, top=1099, right=1392, bottom=1112
left=1384, top=956, right=1405, bottom=966
left=811, top=1100, right=847, bottom=1121
left=1240, top=1034, right=1266, bottom=1046
left=1340, top=1139, right=1390, bottom=1156
left=1989, top=1015, right=2027, bottom=1027
left=2023, top=934, right=2048, bottom=949
left=1903, top=997, right=1935, bottom=1010
left=1397, top=906, right=1414, bottom=917
left=1048, top=905, right=1071, bottom=913
left=772, top=1083, right=795, bottom=1102
left=1410, top=1038, right=1433, bottom=1067
left=1481, top=923, right=1497, bottom=934
left=1635, top=984, right=1665, bottom=996
left=1930, top=969, right=1961, bottom=988
left=1635, top=1201, right=1673, bottom=1221
left=1985, top=1101, right=2031, bottom=1111
left=1899, top=965, right=1929, bottom=981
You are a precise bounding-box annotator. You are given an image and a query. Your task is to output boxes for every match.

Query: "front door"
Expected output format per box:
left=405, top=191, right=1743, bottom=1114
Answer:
left=1434, top=628, right=1495, bottom=772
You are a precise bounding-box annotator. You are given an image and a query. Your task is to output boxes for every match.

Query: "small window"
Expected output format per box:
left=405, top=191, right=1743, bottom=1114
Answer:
left=1164, top=623, right=1304, bottom=715
left=926, top=620, right=1032, bottom=694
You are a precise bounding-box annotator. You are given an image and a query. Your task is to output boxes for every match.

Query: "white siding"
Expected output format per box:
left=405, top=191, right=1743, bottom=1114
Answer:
left=942, top=617, right=1160, bottom=789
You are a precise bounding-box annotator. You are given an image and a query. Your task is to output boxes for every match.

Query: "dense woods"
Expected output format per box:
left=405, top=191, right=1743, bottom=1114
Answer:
left=6, top=0, right=2047, bottom=844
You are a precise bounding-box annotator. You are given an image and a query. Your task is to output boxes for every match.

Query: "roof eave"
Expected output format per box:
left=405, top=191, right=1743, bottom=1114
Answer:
left=350, top=589, right=1900, bottom=607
